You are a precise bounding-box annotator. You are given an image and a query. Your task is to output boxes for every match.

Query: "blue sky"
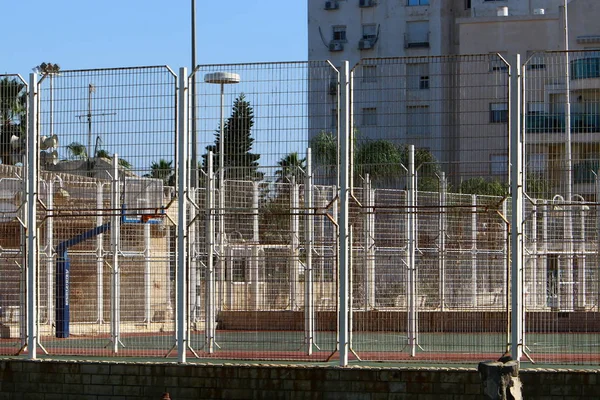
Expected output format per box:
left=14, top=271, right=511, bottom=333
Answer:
left=2, top=0, right=308, bottom=76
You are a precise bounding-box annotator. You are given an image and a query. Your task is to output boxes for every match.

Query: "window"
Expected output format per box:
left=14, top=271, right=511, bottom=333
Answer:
left=490, top=102, right=508, bottom=123
left=489, top=53, right=508, bottom=71
left=527, top=102, right=545, bottom=114
left=407, top=106, right=429, bottom=136
left=362, top=108, right=377, bottom=126
left=332, top=25, right=347, bottom=42
left=362, top=24, right=377, bottom=40
left=490, top=154, right=508, bottom=175
left=230, top=258, right=247, bottom=282
left=408, top=0, right=429, bottom=5
left=527, top=153, right=547, bottom=173
left=405, top=21, right=429, bottom=48
left=407, top=63, right=429, bottom=90
left=362, top=65, right=377, bottom=83
left=526, top=51, right=546, bottom=70
left=465, top=0, right=471, bottom=9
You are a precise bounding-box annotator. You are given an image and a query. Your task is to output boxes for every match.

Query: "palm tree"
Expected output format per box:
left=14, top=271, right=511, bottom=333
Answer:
left=0, top=77, right=27, bottom=165
left=275, top=152, right=306, bottom=183
left=145, top=159, right=175, bottom=186
left=66, top=141, right=87, bottom=160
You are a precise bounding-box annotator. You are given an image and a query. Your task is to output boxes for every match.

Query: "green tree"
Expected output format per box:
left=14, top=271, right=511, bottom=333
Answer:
left=275, top=152, right=306, bottom=183
left=95, top=149, right=132, bottom=169
left=312, top=132, right=442, bottom=190
left=202, top=93, right=263, bottom=182
left=0, top=77, right=27, bottom=165
left=459, top=177, right=508, bottom=197
left=145, top=159, right=175, bottom=186
left=66, top=141, right=87, bottom=160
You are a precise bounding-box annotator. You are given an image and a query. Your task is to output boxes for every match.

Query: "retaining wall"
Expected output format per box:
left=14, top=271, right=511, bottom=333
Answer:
left=0, top=359, right=598, bottom=399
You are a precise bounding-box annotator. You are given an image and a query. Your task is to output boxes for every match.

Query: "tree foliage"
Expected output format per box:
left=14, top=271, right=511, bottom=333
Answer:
left=458, top=177, right=508, bottom=197
left=202, top=93, right=263, bottom=182
left=275, top=152, right=306, bottom=184
left=0, top=77, right=27, bottom=165
left=310, top=131, right=442, bottom=190
left=145, top=159, right=175, bottom=187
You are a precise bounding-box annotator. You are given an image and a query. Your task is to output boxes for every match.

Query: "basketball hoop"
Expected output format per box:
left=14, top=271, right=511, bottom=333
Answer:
left=141, top=209, right=165, bottom=224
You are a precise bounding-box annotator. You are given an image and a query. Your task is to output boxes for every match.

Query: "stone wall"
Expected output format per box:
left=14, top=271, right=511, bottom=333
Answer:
left=0, top=359, right=599, bottom=399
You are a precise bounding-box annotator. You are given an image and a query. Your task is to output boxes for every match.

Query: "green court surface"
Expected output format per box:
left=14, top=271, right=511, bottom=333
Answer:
left=2, top=331, right=600, bottom=364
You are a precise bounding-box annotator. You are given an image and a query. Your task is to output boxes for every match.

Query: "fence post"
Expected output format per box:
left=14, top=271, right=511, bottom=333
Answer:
left=177, top=67, right=189, bottom=363
left=339, top=60, right=350, bottom=367
left=439, top=172, right=447, bottom=311
left=509, top=54, right=524, bottom=362
left=407, top=145, right=418, bottom=357
left=26, top=72, right=39, bottom=360
left=305, top=148, right=315, bottom=355
left=206, top=151, right=216, bottom=353
left=110, top=156, right=121, bottom=353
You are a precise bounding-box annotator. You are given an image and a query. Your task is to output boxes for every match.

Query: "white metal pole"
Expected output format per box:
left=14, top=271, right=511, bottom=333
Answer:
left=27, top=72, right=39, bottom=360
left=144, top=217, right=151, bottom=324
left=531, top=201, right=538, bottom=309
left=471, top=195, right=478, bottom=307
left=439, top=172, right=447, bottom=311
left=510, top=54, right=524, bottom=362
left=251, top=181, right=260, bottom=310
left=111, top=155, right=121, bottom=353
left=46, top=180, right=54, bottom=326
left=338, top=60, right=351, bottom=367
left=364, top=174, right=375, bottom=310
left=563, top=0, right=575, bottom=312
left=305, top=148, right=315, bottom=355
left=96, top=183, right=104, bottom=324
left=206, top=151, right=216, bottom=353
left=291, top=178, right=299, bottom=309
left=177, top=67, right=189, bottom=363
left=407, top=145, right=417, bottom=357
left=218, top=83, right=226, bottom=312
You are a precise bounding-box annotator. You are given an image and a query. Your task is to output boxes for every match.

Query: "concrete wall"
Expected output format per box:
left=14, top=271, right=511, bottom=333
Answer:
left=0, top=359, right=598, bottom=399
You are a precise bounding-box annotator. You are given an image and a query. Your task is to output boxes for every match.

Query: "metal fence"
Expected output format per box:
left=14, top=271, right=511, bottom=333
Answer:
left=1, top=52, right=599, bottom=366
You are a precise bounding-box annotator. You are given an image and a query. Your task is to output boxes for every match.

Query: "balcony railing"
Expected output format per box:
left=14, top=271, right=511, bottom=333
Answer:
left=525, top=113, right=600, bottom=133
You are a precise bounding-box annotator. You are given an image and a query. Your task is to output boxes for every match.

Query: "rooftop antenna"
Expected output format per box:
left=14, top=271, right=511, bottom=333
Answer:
left=76, top=83, right=116, bottom=167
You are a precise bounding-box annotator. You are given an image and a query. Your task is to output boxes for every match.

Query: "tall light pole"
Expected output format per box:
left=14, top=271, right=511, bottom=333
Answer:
left=563, top=0, right=575, bottom=311
left=204, top=72, right=240, bottom=310
left=191, top=0, right=198, bottom=187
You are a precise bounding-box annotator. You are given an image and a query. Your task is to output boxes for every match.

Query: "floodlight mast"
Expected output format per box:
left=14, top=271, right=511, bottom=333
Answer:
left=204, top=72, right=240, bottom=312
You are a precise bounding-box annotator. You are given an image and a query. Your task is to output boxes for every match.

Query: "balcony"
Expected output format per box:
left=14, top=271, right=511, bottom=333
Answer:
left=525, top=113, right=600, bottom=134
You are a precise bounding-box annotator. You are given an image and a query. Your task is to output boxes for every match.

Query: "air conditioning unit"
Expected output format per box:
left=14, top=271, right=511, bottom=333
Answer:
left=359, top=0, right=376, bottom=8
left=329, top=42, right=344, bottom=52
left=359, top=39, right=373, bottom=50
left=324, top=0, right=339, bottom=10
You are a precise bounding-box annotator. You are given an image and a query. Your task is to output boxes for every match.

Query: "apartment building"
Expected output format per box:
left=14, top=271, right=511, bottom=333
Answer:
left=308, top=0, right=600, bottom=197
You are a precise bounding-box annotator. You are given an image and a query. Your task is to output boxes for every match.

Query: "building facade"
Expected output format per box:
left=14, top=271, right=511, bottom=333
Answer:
left=308, top=0, right=600, bottom=198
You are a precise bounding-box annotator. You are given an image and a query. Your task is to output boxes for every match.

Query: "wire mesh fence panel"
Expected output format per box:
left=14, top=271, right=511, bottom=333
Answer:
left=0, top=73, right=28, bottom=355
left=189, top=61, right=339, bottom=360
left=523, top=50, right=600, bottom=365
left=349, top=55, right=509, bottom=362
left=0, top=172, right=26, bottom=355
left=35, top=66, right=177, bottom=358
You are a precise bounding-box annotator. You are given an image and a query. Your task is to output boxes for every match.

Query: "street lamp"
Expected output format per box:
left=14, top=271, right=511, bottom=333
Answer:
left=204, top=71, right=240, bottom=310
